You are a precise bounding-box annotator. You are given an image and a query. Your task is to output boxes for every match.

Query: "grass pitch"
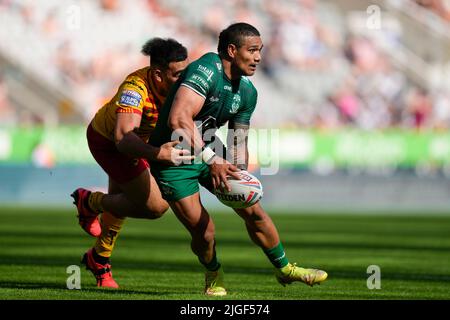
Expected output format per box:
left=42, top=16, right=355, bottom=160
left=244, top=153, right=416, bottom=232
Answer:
left=0, top=207, right=449, bottom=300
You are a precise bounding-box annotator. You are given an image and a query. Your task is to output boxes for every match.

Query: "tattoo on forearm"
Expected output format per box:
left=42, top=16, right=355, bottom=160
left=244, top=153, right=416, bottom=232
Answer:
left=228, top=123, right=249, bottom=169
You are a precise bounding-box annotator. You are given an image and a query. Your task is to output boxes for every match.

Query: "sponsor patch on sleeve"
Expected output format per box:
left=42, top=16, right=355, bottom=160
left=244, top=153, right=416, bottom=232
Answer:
left=187, top=74, right=210, bottom=91
left=119, top=90, right=142, bottom=107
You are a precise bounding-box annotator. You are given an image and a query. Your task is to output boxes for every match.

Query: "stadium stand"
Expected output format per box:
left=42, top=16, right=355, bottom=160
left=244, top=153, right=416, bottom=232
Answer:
left=0, top=0, right=449, bottom=129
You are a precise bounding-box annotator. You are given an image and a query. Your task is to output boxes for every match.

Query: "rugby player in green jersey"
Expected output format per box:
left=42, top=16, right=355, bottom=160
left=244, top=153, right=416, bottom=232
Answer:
left=149, top=22, right=328, bottom=296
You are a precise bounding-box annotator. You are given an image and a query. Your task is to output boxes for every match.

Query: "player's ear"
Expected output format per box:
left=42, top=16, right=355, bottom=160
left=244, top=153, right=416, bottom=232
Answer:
left=154, top=69, right=163, bottom=83
left=227, top=44, right=237, bottom=59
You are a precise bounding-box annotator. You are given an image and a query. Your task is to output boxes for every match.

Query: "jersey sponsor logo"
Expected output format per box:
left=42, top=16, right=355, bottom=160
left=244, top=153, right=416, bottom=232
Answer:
left=230, top=94, right=241, bottom=114
left=209, top=96, right=219, bottom=102
left=216, top=63, right=222, bottom=71
left=119, top=91, right=141, bottom=107
left=182, top=83, right=207, bottom=97
left=197, top=65, right=214, bottom=81
left=188, top=74, right=210, bottom=91
left=122, top=90, right=141, bottom=99
left=223, top=85, right=232, bottom=91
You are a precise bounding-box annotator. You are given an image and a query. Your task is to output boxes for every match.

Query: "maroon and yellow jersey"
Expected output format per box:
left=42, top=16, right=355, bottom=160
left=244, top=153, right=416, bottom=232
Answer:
left=91, top=67, right=163, bottom=143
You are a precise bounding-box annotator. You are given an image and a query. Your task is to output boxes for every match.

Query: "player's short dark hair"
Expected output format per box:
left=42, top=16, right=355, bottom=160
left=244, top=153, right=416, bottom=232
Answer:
left=217, top=22, right=260, bottom=55
left=141, top=38, right=188, bottom=70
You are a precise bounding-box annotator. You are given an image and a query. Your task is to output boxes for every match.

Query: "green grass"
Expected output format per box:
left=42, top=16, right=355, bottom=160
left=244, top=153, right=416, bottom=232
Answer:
left=0, top=207, right=450, bottom=300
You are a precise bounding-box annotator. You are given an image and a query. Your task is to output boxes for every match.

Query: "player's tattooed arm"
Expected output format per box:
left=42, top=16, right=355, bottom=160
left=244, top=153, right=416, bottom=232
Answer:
left=227, top=122, right=249, bottom=170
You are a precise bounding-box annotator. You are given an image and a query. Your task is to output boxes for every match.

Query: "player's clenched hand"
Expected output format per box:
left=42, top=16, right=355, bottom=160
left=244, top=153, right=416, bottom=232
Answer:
left=156, top=141, right=194, bottom=166
left=208, top=157, right=241, bottom=192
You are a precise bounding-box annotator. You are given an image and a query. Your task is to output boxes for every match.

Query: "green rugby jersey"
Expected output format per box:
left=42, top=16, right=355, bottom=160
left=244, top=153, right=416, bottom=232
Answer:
left=149, top=52, right=258, bottom=148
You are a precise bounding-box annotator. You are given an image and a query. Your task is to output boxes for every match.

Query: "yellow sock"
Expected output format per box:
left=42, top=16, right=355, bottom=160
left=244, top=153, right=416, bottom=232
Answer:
left=94, top=212, right=125, bottom=258
left=88, top=191, right=105, bottom=214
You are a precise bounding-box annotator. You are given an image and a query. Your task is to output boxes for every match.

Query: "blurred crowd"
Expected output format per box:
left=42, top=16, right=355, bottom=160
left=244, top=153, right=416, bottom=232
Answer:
left=314, top=35, right=450, bottom=131
left=0, top=0, right=449, bottom=130
left=416, top=0, right=450, bottom=21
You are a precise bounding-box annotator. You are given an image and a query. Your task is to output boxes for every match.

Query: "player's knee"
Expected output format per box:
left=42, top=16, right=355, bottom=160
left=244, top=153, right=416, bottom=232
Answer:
left=194, top=230, right=215, bottom=246
left=237, top=203, right=264, bottom=219
left=142, top=202, right=169, bottom=219
left=239, top=205, right=270, bottom=227
left=192, top=222, right=215, bottom=245
left=203, top=227, right=216, bottom=244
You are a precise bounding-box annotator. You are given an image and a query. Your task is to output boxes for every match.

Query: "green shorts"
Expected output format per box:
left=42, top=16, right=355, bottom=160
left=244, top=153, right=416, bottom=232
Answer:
left=150, top=162, right=214, bottom=202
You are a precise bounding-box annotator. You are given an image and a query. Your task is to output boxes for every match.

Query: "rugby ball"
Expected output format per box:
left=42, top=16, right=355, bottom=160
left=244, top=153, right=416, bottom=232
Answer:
left=214, top=171, right=263, bottom=209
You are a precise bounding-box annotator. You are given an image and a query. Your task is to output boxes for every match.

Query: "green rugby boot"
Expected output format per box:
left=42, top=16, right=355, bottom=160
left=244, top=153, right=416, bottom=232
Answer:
left=204, top=267, right=227, bottom=296
left=276, top=263, right=328, bottom=287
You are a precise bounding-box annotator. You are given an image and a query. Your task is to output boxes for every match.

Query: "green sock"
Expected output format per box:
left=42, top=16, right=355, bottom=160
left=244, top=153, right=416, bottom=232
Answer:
left=200, top=253, right=221, bottom=272
left=263, top=242, right=289, bottom=268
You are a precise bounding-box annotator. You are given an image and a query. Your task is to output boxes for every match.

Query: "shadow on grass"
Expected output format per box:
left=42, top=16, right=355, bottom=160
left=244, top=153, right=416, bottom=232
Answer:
left=1, top=230, right=450, bottom=253
left=1, top=253, right=450, bottom=284
left=0, top=280, right=180, bottom=297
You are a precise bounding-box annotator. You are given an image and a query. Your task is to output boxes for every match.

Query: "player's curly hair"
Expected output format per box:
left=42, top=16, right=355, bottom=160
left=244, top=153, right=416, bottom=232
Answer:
left=141, top=38, right=188, bottom=70
left=217, top=22, right=260, bottom=56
